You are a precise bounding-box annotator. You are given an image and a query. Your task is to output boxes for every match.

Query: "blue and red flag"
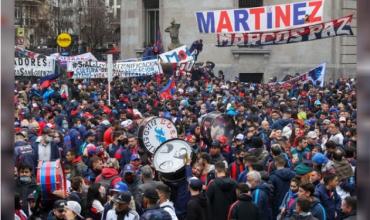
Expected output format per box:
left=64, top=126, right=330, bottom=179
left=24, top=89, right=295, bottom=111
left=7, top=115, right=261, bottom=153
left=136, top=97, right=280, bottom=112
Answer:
left=39, top=63, right=61, bottom=89
left=160, top=78, right=176, bottom=100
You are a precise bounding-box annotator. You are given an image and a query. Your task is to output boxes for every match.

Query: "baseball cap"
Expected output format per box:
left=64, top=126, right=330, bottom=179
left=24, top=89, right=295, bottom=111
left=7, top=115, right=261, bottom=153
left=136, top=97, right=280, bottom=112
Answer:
left=210, top=140, right=221, bottom=148
left=53, top=200, right=67, bottom=210
left=143, top=188, right=159, bottom=200
left=235, top=133, right=245, bottom=141
left=339, top=116, right=346, bottom=122
left=312, top=153, right=328, bottom=165
left=188, top=177, right=203, bottom=191
left=113, top=191, right=132, bottom=204
left=306, top=131, right=318, bottom=139
left=65, top=201, right=83, bottom=219
left=323, top=119, right=331, bottom=125
left=123, top=164, right=135, bottom=175
left=121, top=119, right=133, bottom=128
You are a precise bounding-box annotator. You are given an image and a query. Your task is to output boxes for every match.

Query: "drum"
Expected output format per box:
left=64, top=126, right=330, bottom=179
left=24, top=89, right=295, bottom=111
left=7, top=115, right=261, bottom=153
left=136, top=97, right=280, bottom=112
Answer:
left=36, top=159, right=67, bottom=199
left=153, top=139, right=192, bottom=183
left=138, top=117, right=178, bottom=154
left=200, top=112, right=236, bottom=145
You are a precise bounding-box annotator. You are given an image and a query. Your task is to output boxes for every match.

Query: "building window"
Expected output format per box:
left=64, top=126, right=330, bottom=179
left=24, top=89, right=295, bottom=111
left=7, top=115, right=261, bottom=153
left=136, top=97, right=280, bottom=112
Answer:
left=144, top=0, right=159, bottom=47
left=239, top=0, right=263, bottom=8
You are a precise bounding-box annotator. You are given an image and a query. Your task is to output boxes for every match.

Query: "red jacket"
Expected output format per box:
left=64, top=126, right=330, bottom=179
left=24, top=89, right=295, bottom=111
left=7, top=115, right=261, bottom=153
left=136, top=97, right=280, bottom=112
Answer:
left=103, top=127, right=113, bottom=146
left=95, top=167, right=121, bottom=188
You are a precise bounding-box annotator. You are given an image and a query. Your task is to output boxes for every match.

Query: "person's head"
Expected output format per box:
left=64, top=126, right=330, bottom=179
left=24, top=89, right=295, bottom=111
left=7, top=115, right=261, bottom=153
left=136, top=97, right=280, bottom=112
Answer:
left=209, top=141, right=221, bottom=156
left=246, top=126, right=257, bottom=139
left=298, top=182, right=315, bottom=198
left=295, top=197, right=312, bottom=214
left=127, top=134, right=138, bottom=148
left=246, top=171, right=261, bottom=189
left=53, top=200, right=67, bottom=220
left=271, top=144, right=282, bottom=157
left=341, top=196, right=357, bottom=215
left=90, top=156, right=103, bottom=171
left=235, top=149, right=245, bottom=162
left=143, top=188, right=159, bottom=208
left=306, top=131, right=318, bottom=145
left=140, top=165, right=154, bottom=182
left=215, top=161, right=226, bottom=177
left=188, top=177, right=203, bottom=193
left=122, top=164, right=136, bottom=183
left=261, top=120, right=270, bottom=130
left=71, top=176, right=83, bottom=192
left=87, top=183, right=105, bottom=205
left=328, top=123, right=339, bottom=135
left=18, top=163, right=33, bottom=183
left=105, top=158, right=120, bottom=170
left=64, top=200, right=83, bottom=220
left=198, top=153, right=211, bottom=166
left=113, top=191, right=132, bottom=213
left=309, top=170, right=322, bottom=184
left=290, top=177, right=301, bottom=193
left=297, top=137, right=307, bottom=150
left=236, top=183, right=250, bottom=197
left=65, top=150, right=77, bottom=163
left=324, top=173, right=339, bottom=190
left=274, top=155, right=286, bottom=169
left=156, top=183, right=171, bottom=202
left=333, top=148, right=344, bottom=162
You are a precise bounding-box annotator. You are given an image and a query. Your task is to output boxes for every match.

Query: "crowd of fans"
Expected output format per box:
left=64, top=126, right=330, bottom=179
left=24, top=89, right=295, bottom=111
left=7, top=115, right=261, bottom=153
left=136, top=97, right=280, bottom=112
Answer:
left=14, top=65, right=357, bottom=220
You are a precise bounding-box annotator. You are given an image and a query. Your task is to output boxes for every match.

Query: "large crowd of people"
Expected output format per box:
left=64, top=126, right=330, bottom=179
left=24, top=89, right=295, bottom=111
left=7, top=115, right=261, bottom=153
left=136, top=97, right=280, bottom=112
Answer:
left=14, top=64, right=357, bottom=220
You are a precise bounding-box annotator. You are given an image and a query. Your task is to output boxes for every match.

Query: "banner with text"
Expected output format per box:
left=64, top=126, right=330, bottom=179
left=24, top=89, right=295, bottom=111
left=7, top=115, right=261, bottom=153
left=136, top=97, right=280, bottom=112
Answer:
left=15, top=57, right=55, bottom=77
left=50, top=52, right=98, bottom=62
left=195, top=0, right=324, bottom=33
left=216, top=15, right=353, bottom=47
left=67, top=59, right=162, bottom=79
left=159, top=45, right=194, bottom=63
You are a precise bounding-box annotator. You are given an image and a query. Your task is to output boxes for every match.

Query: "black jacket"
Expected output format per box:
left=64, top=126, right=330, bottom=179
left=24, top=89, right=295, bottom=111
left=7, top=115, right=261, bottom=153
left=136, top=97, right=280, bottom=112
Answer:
left=289, top=213, right=318, bottom=220
left=206, top=177, right=237, bottom=220
left=228, top=193, right=260, bottom=220
left=15, top=178, right=39, bottom=216
left=186, top=192, right=208, bottom=220
left=269, top=168, right=296, bottom=217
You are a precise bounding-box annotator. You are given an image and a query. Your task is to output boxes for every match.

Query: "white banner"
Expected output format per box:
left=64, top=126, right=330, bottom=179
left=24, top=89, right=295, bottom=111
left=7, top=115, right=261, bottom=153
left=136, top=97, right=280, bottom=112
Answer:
left=159, top=45, right=194, bottom=63
left=67, top=59, right=162, bottom=79
left=15, top=57, right=55, bottom=77
left=50, top=52, right=97, bottom=62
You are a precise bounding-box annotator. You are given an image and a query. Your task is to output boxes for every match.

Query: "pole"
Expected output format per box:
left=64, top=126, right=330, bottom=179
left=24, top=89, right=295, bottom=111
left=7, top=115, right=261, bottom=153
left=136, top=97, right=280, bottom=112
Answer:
left=107, top=54, right=113, bottom=106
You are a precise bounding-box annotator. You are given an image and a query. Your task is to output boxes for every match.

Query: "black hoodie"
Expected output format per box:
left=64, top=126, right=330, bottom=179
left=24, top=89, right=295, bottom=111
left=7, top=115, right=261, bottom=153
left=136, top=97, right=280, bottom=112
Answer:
left=186, top=191, right=208, bottom=220
left=228, top=193, right=260, bottom=220
left=206, top=177, right=237, bottom=220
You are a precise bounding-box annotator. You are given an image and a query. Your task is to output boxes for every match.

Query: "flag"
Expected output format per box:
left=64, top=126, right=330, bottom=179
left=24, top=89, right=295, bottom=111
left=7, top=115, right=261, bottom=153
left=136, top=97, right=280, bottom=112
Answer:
left=154, top=26, right=164, bottom=53
left=307, top=63, right=326, bottom=87
left=39, top=65, right=60, bottom=89
left=160, top=78, right=176, bottom=100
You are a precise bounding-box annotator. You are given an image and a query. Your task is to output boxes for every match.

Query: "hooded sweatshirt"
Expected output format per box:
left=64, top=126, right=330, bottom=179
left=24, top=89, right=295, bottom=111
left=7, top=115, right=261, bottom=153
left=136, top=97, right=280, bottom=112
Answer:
left=186, top=192, right=208, bottom=220
left=252, top=183, right=273, bottom=220
left=206, top=177, right=237, bottom=220
left=269, top=168, right=296, bottom=217
left=227, top=193, right=259, bottom=220
left=95, top=167, right=122, bottom=190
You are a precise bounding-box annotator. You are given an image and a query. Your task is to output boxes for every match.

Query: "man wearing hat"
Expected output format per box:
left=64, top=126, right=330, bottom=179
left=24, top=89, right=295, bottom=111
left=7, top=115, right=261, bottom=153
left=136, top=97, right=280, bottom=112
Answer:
left=121, top=164, right=141, bottom=205
left=209, top=141, right=227, bottom=167
left=306, top=131, right=319, bottom=150
left=186, top=177, right=208, bottom=220
left=141, top=188, right=172, bottom=220
left=47, top=200, right=67, bottom=220
left=64, top=200, right=84, bottom=220
left=105, top=191, right=139, bottom=220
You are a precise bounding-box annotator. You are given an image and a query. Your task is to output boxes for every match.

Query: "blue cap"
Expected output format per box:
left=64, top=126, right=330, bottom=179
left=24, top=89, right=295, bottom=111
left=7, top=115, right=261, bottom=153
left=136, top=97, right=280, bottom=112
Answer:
left=110, top=181, right=128, bottom=193
left=123, top=164, right=135, bottom=175
left=188, top=177, right=203, bottom=191
left=312, top=153, right=328, bottom=165
left=130, top=154, right=140, bottom=161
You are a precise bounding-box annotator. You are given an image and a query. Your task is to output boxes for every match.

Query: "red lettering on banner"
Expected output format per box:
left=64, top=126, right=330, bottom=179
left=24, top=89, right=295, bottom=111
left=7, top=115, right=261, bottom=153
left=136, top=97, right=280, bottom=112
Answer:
left=308, top=24, right=323, bottom=40
left=275, top=5, right=291, bottom=28
left=308, top=0, right=322, bottom=23
left=217, top=11, right=233, bottom=32
left=250, top=8, right=265, bottom=30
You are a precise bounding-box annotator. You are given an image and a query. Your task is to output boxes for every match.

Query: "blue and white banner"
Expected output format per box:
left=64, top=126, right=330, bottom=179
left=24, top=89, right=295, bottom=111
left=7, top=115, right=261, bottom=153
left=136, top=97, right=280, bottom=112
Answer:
left=307, top=63, right=326, bottom=87
left=159, top=46, right=194, bottom=63
left=15, top=57, right=55, bottom=77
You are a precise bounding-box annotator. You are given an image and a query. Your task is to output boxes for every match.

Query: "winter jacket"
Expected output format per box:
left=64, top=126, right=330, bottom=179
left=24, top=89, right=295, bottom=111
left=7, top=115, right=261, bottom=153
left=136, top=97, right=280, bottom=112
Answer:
left=95, top=167, right=122, bottom=191
left=310, top=198, right=326, bottom=220
left=206, top=177, right=237, bottom=220
left=34, top=142, right=60, bottom=162
left=227, top=193, right=260, bottom=220
left=160, top=200, right=178, bottom=220
left=105, top=209, right=140, bottom=220
left=269, top=168, right=296, bottom=218
left=229, top=161, right=245, bottom=181
left=280, top=190, right=298, bottom=219
left=15, top=178, right=39, bottom=216
left=140, top=205, right=172, bottom=220
left=333, top=160, right=354, bottom=181
left=291, top=147, right=311, bottom=165
left=14, top=140, right=35, bottom=167
left=289, top=212, right=318, bottom=220
left=166, top=178, right=191, bottom=220
left=337, top=211, right=356, bottom=220
left=137, top=180, right=162, bottom=207
left=314, top=184, right=341, bottom=220
left=186, top=192, right=208, bottom=220
left=70, top=156, right=88, bottom=178
left=252, top=183, right=273, bottom=220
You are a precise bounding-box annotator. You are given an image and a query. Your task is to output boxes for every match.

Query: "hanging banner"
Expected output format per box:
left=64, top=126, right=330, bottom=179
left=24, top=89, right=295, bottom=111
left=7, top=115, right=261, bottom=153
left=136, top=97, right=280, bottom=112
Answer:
left=268, top=63, right=326, bottom=88
left=15, top=57, right=55, bottom=77
left=50, top=52, right=97, bottom=62
left=159, top=45, right=194, bottom=63
left=216, top=15, right=353, bottom=47
left=67, top=59, right=162, bottom=79
left=114, top=59, right=162, bottom=78
left=195, top=0, right=324, bottom=33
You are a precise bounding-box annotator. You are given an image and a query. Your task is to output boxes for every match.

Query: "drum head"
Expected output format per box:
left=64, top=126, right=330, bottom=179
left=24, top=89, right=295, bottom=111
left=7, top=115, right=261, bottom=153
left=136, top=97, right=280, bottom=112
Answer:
left=138, top=117, right=178, bottom=154
left=153, top=139, right=192, bottom=174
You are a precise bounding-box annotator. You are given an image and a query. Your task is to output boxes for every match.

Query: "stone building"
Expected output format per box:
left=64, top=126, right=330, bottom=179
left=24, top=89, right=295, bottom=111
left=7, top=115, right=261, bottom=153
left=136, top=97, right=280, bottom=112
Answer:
left=120, top=0, right=357, bottom=82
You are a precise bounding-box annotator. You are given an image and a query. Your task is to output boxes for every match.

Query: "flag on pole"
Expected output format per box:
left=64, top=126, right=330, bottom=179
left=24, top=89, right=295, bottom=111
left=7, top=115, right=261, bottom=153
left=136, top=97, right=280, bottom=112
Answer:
left=307, top=63, right=326, bottom=87
left=160, top=78, right=176, bottom=100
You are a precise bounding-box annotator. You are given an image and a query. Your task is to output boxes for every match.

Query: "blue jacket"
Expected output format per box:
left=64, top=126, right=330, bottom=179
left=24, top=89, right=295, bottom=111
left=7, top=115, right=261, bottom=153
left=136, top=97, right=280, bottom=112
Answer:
left=251, top=183, right=273, bottom=220
left=280, top=189, right=298, bottom=218
left=14, top=140, right=35, bottom=167
left=237, top=168, right=249, bottom=183
left=314, top=183, right=341, bottom=220
left=268, top=168, right=296, bottom=218
left=311, top=197, right=327, bottom=220
left=141, top=205, right=172, bottom=220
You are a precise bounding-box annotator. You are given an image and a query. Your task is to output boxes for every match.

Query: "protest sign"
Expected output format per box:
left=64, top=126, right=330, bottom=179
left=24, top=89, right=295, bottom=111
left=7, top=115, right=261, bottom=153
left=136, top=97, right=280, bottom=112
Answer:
left=15, top=57, right=55, bottom=77
left=196, top=0, right=324, bottom=33
left=67, top=61, right=107, bottom=79
left=216, top=15, right=353, bottom=47
left=159, top=45, right=194, bottom=63
left=50, top=52, right=97, bottom=62
left=114, top=59, right=162, bottom=78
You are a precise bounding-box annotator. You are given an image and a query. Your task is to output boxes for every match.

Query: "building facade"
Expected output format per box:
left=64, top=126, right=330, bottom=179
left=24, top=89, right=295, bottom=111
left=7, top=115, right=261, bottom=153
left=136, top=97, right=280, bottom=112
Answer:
left=120, top=0, right=357, bottom=81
